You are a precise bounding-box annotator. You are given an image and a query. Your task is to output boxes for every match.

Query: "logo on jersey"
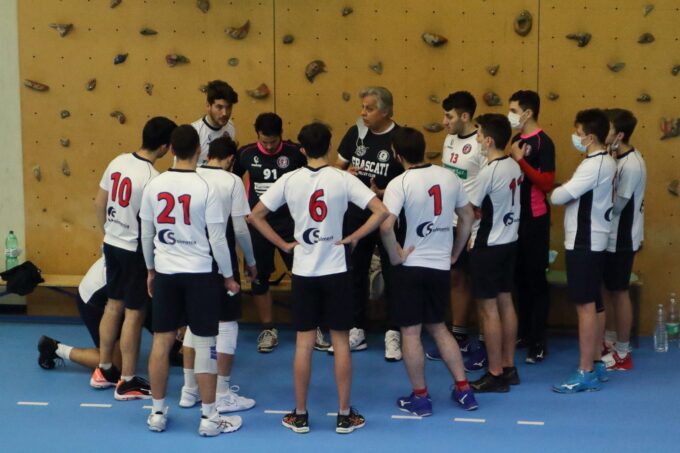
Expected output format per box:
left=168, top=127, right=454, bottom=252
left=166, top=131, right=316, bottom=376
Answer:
left=107, top=207, right=116, bottom=219
left=524, top=144, right=533, bottom=156
left=377, top=150, right=391, bottom=163
left=604, top=208, right=613, bottom=222
left=302, top=228, right=334, bottom=245
left=462, top=144, right=472, bottom=155
left=158, top=229, right=176, bottom=245
left=251, top=155, right=262, bottom=168
left=503, top=212, right=516, bottom=226
left=355, top=145, right=368, bottom=157
left=277, top=156, right=290, bottom=169
left=416, top=221, right=450, bottom=237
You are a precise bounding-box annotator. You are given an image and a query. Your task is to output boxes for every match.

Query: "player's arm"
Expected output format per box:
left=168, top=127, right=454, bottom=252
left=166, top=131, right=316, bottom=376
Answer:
left=338, top=197, right=388, bottom=248
left=612, top=195, right=630, bottom=217
left=232, top=215, right=257, bottom=281
left=379, top=214, right=414, bottom=265
left=249, top=202, right=297, bottom=253
left=207, top=222, right=240, bottom=294
left=452, top=203, right=474, bottom=265
left=551, top=163, right=596, bottom=206
left=140, top=219, right=156, bottom=297
left=94, top=188, right=108, bottom=234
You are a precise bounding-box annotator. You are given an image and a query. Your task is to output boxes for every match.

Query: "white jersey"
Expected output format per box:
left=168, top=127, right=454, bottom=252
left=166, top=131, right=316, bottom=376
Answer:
left=99, top=153, right=158, bottom=252
left=608, top=149, right=646, bottom=252
left=383, top=164, right=469, bottom=271
left=259, top=166, right=375, bottom=277
left=560, top=151, right=617, bottom=251
left=78, top=257, right=106, bottom=304
left=196, top=166, right=251, bottom=219
left=441, top=131, right=486, bottom=226
left=191, top=116, right=237, bottom=166
left=467, top=156, right=522, bottom=248
left=140, top=169, right=226, bottom=274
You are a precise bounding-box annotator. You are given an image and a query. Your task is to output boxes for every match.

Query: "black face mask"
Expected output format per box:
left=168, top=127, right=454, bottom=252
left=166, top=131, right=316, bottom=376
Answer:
left=0, top=261, right=44, bottom=296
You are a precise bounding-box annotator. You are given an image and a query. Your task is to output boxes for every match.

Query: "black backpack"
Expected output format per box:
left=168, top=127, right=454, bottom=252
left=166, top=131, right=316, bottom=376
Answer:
left=0, top=261, right=45, bottom=296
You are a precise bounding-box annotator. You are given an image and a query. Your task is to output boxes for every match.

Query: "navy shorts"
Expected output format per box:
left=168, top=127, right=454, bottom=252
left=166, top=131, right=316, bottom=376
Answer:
left=103, top=243, right=149, bottom=310
left=390, top=266, right=450, bottom=327
left=566, top=249, right=605, bottom=308
left=470, top=243, right=517, bottom=299
left=603, top=251, right=635, bottom=292
left=291, top=272, right=353, bottom=331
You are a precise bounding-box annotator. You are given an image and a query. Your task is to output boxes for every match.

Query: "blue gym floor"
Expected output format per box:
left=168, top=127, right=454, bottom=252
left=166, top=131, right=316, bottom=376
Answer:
left=1, top=320, right=678, bottom=452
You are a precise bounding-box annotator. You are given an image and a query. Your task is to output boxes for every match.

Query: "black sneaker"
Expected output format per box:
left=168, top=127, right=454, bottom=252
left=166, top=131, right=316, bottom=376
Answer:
left=90, top=365, right=122, bottom=388
left=114, top=376, right=152, bottom=401
left=336, top=407, right=365, bottom=434
left=526, top=343, right=546, bottom=364
left=502, top=366, right=520, bottom=385
left=38, top=335, right=60, bottom=370
left=470, top=372, right=510, bottom=393
left=282, top=410, right=309, bottom=433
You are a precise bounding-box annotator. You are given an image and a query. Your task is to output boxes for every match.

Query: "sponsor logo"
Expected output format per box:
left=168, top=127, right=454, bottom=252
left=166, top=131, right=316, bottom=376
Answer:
left=377, top=150, right=391, bottom=163
left=462, top=144, right=472, bottom=154
left=503, top=212, right=516, bottom=226
left=525, top=144, right=533, bottom=156
left=276, top=156, right=290, bottom=169
left=302, top=227, right=334, bottom=245
left=416, top=221, right=450, bottom=238
left=158, top=229, right=176, bottom=245
left=251, top=155, right=262, bottom=168
left=107, top=206, right=116, bottom=219
left=355, top=145, right=368, bottom=157
left=604, top=207, right=613, bottom=222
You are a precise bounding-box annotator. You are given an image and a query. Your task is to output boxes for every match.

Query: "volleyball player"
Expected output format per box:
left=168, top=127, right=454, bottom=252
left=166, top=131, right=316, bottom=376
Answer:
left=191, top=80, right=238, bottom=166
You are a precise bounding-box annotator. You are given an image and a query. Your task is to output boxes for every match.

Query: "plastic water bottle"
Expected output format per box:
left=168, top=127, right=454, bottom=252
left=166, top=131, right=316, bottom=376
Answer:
left=654, top=304, right=669, bottom=352
left=667, top=293, right=679, bottom=342
left=4, top=230, right=19, bottom=271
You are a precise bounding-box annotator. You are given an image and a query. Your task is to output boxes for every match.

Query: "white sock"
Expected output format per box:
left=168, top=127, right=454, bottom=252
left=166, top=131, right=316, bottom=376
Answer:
left=604, top=330, right=617, bottom=345
left=56, top=343, right=73, bottom=361
left=121, top=375, right=133, bottom=382
left=615, top=342, right=630, bottom=357
left=152, top=398, right=165, bottom=413
left=183, top=368, right=197, bottom=388
left=216, top=375, right=231, bottom=394
left=201, top=402, right=216, bottom=418
left=98, top=362, right=112, bottom=370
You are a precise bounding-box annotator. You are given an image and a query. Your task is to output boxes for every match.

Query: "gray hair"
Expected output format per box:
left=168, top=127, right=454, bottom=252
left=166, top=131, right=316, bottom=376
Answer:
left=359, top=86, right=393, bottom=118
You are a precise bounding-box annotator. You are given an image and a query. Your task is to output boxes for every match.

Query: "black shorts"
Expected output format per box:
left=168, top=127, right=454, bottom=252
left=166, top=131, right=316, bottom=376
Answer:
left=103, top=243, right=149, bottom=310
left=603, top=251, right=636, bottom=292
left=451, top=227, right=470, bottom=271
left=250, top=224, right=294, bottom=295
left=291, top=272, right=352, bottom=332
left=470, top=243, right=517, bottom=299
left=77, top=291, right=106, bottom=347
left=390, top=266, right=450, bottom=327
left=152, top=272, right=222, bottom=337
left=219, top=271, right=242, bottom=322
left=565, top=249, right=605, bottom=306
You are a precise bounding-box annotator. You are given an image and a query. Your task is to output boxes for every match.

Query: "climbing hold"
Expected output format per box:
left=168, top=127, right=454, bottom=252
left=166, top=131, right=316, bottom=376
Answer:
left=49, top=23, right=73, bottom=38
left=342, top=92, right=351, bottom=102
left=423, top=123, right=444, bottom=133
left=305, top=60, right=326, bottom=83
left=282, top=34, right=294, bottom=44
left=487, top=65, right=500, bottom=76
left=166, top=54, right=190, bottom=67
left=140, top=28, right=158, bottom=36
left=110, top=0, right=121, bottom=8
left=24, top=79, right=49, bottom=92
left=369, top=61, right=383, bottom=75
left=60, top=138, right=70, bottom=147
left=672, top=65, right=680, bottom=76
left=638, top=33, right=655, bottom=44
left=547, top=92, right=560, bottom=101
left=246, top=83, right=270, bottom=100
left=669, top=180, right=679, bottom=196
left=199, top=85, right=208, bottom=93
left=342, top=7, right=353, bottom=17
left=225, top=20, right=250, bottom=40
left=422, top=32, right=448, bottom=47
left=514, top=10, right=533, bottom=37
left=114, top=53, right=128, bottom=65
left=643, top=4, right=654, bottom=17
left=636, top=93, right=651, bottom=103
left=566, top=33, right=591, bottom=47
left=429, top=95, right=440, bottom=104
left=62, top=160, right=71, bottom=177
left=660, top=118, right=680, bottom=140
left=483, top=91, right=502, bottom=107
left=143, top=82, right=153, bottom=95
left=86, top=79, right=96, bottom=91
left=228, top=57, right=239, bottom=67
left=607, top=62, right=626, bottom=73
left=110, top=111, right=126, bottom=124
left=197, top=0, right=209, bottom=13
left=60, top=110, right=70, bottom=119
left=33, top=166, right=41, bottom=182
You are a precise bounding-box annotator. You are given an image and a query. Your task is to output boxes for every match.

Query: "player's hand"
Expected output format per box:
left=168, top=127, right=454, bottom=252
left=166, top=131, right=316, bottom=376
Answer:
left=510, top=141, right=528, bottom=161
left=147, top=269, right=156, bottom=298
left=245, top=263, right=258, bottom=282
left=370, top=178, right=385, bottom=198
left=347, top=166, right=359, bottom=176
left=282, top=241, right=298, bottom=254
left=225, top=276, right=240, bottom=295
left=336, top=236, right=358, bottom=252
left=390, top=245, right=415, bottom=265
left=451, top=254, right=459, bottom=266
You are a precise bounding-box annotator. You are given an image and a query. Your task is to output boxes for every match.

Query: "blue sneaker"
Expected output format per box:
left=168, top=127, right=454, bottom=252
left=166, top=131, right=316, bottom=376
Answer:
left=463, top=345, right=487, bottom=372
left=553, top=369, right=602, bottom=393
left=397, top=393, right=433, bottom=417
left=593, top=360, right=609, bottom=382
left=451, top=387, right=479, bottom=411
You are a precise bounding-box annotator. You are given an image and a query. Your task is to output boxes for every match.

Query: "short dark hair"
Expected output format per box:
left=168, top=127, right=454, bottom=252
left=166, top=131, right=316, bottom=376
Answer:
left=392, top=127, right=425, bottom=164
left=254, top=112, right=283, bottom=137
left=171, top=125, right=200, bottom=160
left=297, top=122, right=331, bottom=159
left=206, top=80, right=238, bottom=105
left=509, top=90, right=540, bottom=120
left=475, top=113, right=512, bottom=150
left=575, top=109, right=610, bottom=144
left=604, top=108, right=637, bottom=143
left=207, top=135, right=237, bottom=161
left=141, top=116, right=177, bottom=150
left=442, top=91, right=477, bottom=118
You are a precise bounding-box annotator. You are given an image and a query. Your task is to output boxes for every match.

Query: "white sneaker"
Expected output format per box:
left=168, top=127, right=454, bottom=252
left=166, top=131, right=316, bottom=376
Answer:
left=216, top=385, right=256, bottom=413
left=147, top=406, right=169, bottom=432
left=179, top=386, right=200, bottom=408
left=384, top=330, right=402, bottom=362
left=199, top=412, right=242, bottom=436
left=314, top=327, right=331, bottom=351
left=328, top=328, right=367, bottom=354
left=257, top=328, right=279, bottom=353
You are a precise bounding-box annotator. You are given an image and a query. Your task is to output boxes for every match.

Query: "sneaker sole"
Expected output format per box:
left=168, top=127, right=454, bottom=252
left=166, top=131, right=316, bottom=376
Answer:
left=552, top=386, right=601, bottom=394
left=282, top=421, right=309, bottom=434
left=384, top=356, right=402, bottom=362
left=90, top=379, right=115, bottom=389
left=115, top=392, right=152, bottom=401
left=179, top=400, right=199, bottom=408
left=148, top=424, right=166, bottom=432
left=258, top=347, right=276, bottom=353
left=199, top=426, right=241, bottom=436
left=336, top=423, right=365, bottom=434
left=313, top=345, right=330, bottom=351
left=398, top=407, right=432, bottom=417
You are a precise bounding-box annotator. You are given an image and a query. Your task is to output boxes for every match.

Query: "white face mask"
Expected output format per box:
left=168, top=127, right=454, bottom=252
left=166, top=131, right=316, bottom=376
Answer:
left=572, top=133, right=588, bottom=153
left=508, top=112, right=522, bottom=129
left=610, top=136, right=619, bottom=151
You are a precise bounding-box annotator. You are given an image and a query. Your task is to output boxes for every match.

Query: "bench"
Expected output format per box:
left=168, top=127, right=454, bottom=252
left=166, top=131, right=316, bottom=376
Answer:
left=546, top=269, right=643, bottom=347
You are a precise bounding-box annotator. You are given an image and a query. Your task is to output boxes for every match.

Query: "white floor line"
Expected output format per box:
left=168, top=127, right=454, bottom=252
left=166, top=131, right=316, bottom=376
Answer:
left=80, top=403, right=112, bottom=408
left=327, top=412, right=338, bottom=416
left=142, top=405, right=152, bottom=409
left=264, top=409, right=289, bottom=414
left=453, top=417, right=486, bottom=423
left=391, top=415, right=422, bottom=420
left=17, top=401, right=48, bottom=406
left=517, top=420, right=545, bottom=426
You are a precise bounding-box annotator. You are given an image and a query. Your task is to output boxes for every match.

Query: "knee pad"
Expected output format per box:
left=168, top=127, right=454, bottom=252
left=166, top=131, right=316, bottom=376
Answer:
left=193, top=335, right=217, bottom=374
left=216, top=321, right=239, bottom=355
left=182, top=326, right=194, bottom=348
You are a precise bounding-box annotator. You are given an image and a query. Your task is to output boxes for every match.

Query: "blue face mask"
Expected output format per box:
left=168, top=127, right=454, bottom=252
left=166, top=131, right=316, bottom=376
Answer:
left=572, top=133, right=588, bottom=153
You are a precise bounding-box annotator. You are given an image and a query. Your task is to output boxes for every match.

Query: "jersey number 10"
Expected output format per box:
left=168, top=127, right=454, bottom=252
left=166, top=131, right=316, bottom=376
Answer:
left=157, top=192, right=192, bottom=225
left=110, top=172, right=132, bottom=208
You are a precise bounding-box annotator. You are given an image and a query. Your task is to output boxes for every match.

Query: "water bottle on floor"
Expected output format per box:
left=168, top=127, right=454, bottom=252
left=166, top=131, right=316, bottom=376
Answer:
left=654, top=304, right=669, bottom=352
left=4, top=230, right=19, bottom=272
left=667, top=293, right=679, bottom=342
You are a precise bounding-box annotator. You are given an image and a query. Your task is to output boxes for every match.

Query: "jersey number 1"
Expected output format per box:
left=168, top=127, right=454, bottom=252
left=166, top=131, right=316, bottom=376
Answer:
left=428, top=185, right=442, bottom=216
left=157, top=193, right=192, bottom=225
left=309, top=189, right=328, bottom=222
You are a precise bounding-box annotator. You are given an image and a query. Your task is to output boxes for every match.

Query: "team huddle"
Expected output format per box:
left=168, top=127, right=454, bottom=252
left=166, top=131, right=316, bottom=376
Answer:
left=36, top=81, right=646, bottom=436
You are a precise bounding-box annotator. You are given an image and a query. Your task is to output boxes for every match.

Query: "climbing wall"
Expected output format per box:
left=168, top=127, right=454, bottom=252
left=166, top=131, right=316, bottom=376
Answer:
left=17, top=1, right=680, bottom=331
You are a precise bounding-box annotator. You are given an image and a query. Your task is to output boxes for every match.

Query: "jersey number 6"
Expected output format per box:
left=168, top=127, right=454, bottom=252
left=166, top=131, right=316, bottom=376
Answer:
left=157, top=192, right=192, bottom=225
left=309, top=189, right=328, bottom=222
